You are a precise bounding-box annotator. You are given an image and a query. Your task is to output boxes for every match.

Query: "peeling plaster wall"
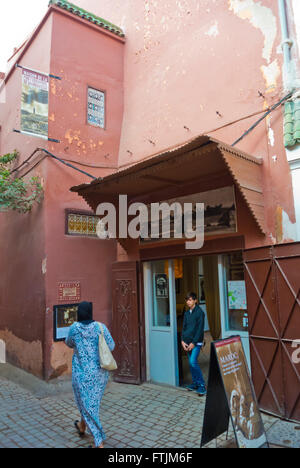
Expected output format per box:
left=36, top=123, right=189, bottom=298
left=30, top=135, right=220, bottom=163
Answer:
left=42, top=11, right=121, bottom=379
left=0, top=17, right=51, bottom=377
left=229, top=0, right=277, bottom=64
left=282, top=208, right=297, bottom=242
left=48, top=11, right=124, bottom=168
left=81, top=0, right=281, bottom=156
left=292, top=0, right=300, bottom=64
left=288, top=0, right=300, bottom=88
left=0, top=9, right=123, bottom=379
left=0, top=329, right=43, bottom=377
left=50, top=342, right=73, bottom=378
left=81, top=0, right=295, bottom=243
left=1, top=1, right=299, bottom=378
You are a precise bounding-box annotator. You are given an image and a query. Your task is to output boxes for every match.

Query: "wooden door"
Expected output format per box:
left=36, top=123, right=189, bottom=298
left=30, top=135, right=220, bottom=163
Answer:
left=112, top=262, right=141, bottom=384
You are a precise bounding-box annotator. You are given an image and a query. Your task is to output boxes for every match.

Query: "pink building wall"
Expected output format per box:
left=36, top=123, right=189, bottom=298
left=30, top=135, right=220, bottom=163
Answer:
left=83, top=0, right=296, bottom=242
left=0, top=0, right=297, bottom=379
left=0, top=6, right=125, bottom=378
left=0, top=14, right=53, bottom=377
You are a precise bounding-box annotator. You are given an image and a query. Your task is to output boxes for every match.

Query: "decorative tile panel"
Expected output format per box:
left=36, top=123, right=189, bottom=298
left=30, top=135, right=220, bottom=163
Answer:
left=67, top=212, right=99, bottom=237
left=87, top=87, right=105, bottom=129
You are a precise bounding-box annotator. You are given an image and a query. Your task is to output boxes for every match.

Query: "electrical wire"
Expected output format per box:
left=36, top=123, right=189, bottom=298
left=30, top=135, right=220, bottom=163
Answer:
left=37, top=149, right=98, bottom=180
left=232, top=91, right=293, bottom=147
left=12, top=148, right=98, bottom=180
left=11, top=148, right=116, bottom=176
left=206, top=109, right=268, bottom=135
left=10, top=149, right=41, bottom=174
left=10, top=91, right=294, bottom=180
left=19, top=155, right=48, bottom=179
left=62, top=158, right=117, bottom=170
left=117, top=101, right=288, bottom=170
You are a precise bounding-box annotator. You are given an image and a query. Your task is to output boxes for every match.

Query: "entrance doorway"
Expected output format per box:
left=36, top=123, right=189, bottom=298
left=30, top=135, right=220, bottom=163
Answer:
left=143, top=252, right=250, bottom=388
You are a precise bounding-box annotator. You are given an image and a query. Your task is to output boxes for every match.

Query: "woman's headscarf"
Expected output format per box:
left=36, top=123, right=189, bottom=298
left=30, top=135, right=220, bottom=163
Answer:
left=77, top=301, right=94, bottom=324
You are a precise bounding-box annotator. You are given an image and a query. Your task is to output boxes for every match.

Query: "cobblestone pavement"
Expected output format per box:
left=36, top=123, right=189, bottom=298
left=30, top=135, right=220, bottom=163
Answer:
left=0, top=374, right=288, bottom=449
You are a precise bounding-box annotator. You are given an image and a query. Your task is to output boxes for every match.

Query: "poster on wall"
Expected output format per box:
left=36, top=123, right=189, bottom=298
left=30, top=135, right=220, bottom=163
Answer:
left=53, top=304, right=79, bottom=342
left=201, top=336, right=268, bottom=448
left=155, top=274, right=169, bottom=299
left=228, top=281, right=247, bottom=310
left=21, top=68, right=49, bottom=139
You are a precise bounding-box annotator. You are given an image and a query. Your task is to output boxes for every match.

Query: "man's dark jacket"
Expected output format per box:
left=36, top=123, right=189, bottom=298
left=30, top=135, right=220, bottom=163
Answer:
left=181, top=305, right=205, bottom=345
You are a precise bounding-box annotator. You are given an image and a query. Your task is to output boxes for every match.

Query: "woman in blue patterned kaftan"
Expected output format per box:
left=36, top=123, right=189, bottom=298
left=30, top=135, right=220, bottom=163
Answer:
left=65, top=302, right=115, bottom=448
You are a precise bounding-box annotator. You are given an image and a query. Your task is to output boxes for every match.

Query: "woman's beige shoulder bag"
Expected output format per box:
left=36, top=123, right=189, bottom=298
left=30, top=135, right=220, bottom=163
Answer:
left=97, top=323, right=118, bottom=371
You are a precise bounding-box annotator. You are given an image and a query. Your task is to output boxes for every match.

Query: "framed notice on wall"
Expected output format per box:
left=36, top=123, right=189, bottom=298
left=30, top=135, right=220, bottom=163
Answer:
left=53, top=304, right=79, bottom=342
left=58, top=282, right=81, bottom=302
left=228, top=281, right=247, bottom=310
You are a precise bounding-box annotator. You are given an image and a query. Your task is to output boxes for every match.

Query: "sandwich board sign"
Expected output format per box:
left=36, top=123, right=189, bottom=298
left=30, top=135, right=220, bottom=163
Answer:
left=201, top=336, right=269, bottom=448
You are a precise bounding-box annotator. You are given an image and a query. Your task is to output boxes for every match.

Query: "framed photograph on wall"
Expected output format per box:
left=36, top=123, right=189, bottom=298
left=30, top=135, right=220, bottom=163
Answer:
left=230, top=252, right=243, bottom=266
left=53, top=304, right=79, bottom=342
left=199, top=275, right=206, bottom=304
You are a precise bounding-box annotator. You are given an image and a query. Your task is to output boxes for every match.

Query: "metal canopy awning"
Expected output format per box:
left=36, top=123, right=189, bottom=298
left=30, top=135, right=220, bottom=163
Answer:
left=71, top=135, right=265, bottom=234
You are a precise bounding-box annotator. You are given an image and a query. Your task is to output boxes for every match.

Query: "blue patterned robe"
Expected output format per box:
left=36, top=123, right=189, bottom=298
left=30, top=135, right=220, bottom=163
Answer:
left=65, top=321, right=115, bottom=447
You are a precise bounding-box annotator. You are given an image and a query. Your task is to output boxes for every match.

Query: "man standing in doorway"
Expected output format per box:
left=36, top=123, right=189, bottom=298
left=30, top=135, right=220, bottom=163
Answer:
left=181, top=292, right=206, bottom=396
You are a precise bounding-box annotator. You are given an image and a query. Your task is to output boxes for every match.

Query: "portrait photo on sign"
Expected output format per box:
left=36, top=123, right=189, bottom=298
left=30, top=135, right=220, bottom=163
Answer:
left=215, top=337, right=268, bottom=448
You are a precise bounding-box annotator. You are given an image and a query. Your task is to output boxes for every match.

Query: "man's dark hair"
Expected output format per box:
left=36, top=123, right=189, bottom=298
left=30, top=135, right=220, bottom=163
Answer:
left=185, top=292, right=197, bottom=301
left=77, top=301, right=93, bottom=322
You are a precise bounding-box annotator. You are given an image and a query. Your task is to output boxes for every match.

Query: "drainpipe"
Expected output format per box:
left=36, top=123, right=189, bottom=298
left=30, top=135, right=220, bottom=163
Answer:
left=278, top=0, right=294, bottom=91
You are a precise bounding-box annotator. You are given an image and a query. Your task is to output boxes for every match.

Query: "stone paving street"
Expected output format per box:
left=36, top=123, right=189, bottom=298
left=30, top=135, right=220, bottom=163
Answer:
left=0, top=366, right=298, bottom=449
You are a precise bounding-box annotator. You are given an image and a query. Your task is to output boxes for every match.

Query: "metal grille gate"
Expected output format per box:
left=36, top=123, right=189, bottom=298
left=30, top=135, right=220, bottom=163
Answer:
left=244, top=243, right=300, bottom=422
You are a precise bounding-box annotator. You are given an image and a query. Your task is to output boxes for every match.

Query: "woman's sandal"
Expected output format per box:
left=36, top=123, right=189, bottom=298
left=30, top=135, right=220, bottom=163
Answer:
left=87, top=443, right=104, bottom=449
left=74, top=420, right=85, bottom=437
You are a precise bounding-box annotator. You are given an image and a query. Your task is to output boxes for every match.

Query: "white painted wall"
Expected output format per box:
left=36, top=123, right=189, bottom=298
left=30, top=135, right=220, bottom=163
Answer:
left=292, top=0, right=300, bottom=56
left=283, top=2, right=300, bottom=241
left=289, top=156, right=300, bottom=241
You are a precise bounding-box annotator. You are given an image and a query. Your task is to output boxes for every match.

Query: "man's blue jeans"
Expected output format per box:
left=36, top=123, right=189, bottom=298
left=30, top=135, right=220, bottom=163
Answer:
left=188, top=345, right=206, bottom=389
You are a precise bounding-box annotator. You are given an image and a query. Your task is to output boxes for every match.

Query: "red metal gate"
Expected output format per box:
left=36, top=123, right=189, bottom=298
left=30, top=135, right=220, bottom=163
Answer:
left=244, top=243, right=300, bottom=422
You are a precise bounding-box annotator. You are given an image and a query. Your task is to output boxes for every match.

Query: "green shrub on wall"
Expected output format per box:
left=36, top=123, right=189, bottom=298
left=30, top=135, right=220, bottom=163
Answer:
left=0, top=151, right=43, bottom=213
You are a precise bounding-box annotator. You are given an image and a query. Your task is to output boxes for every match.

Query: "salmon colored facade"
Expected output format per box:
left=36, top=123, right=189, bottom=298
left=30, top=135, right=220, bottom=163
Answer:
left=0, top=0, right=300, bottom=396
left=82, top=0, right=298, bottom=241
left=0, top=3, right=124, bottom=379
